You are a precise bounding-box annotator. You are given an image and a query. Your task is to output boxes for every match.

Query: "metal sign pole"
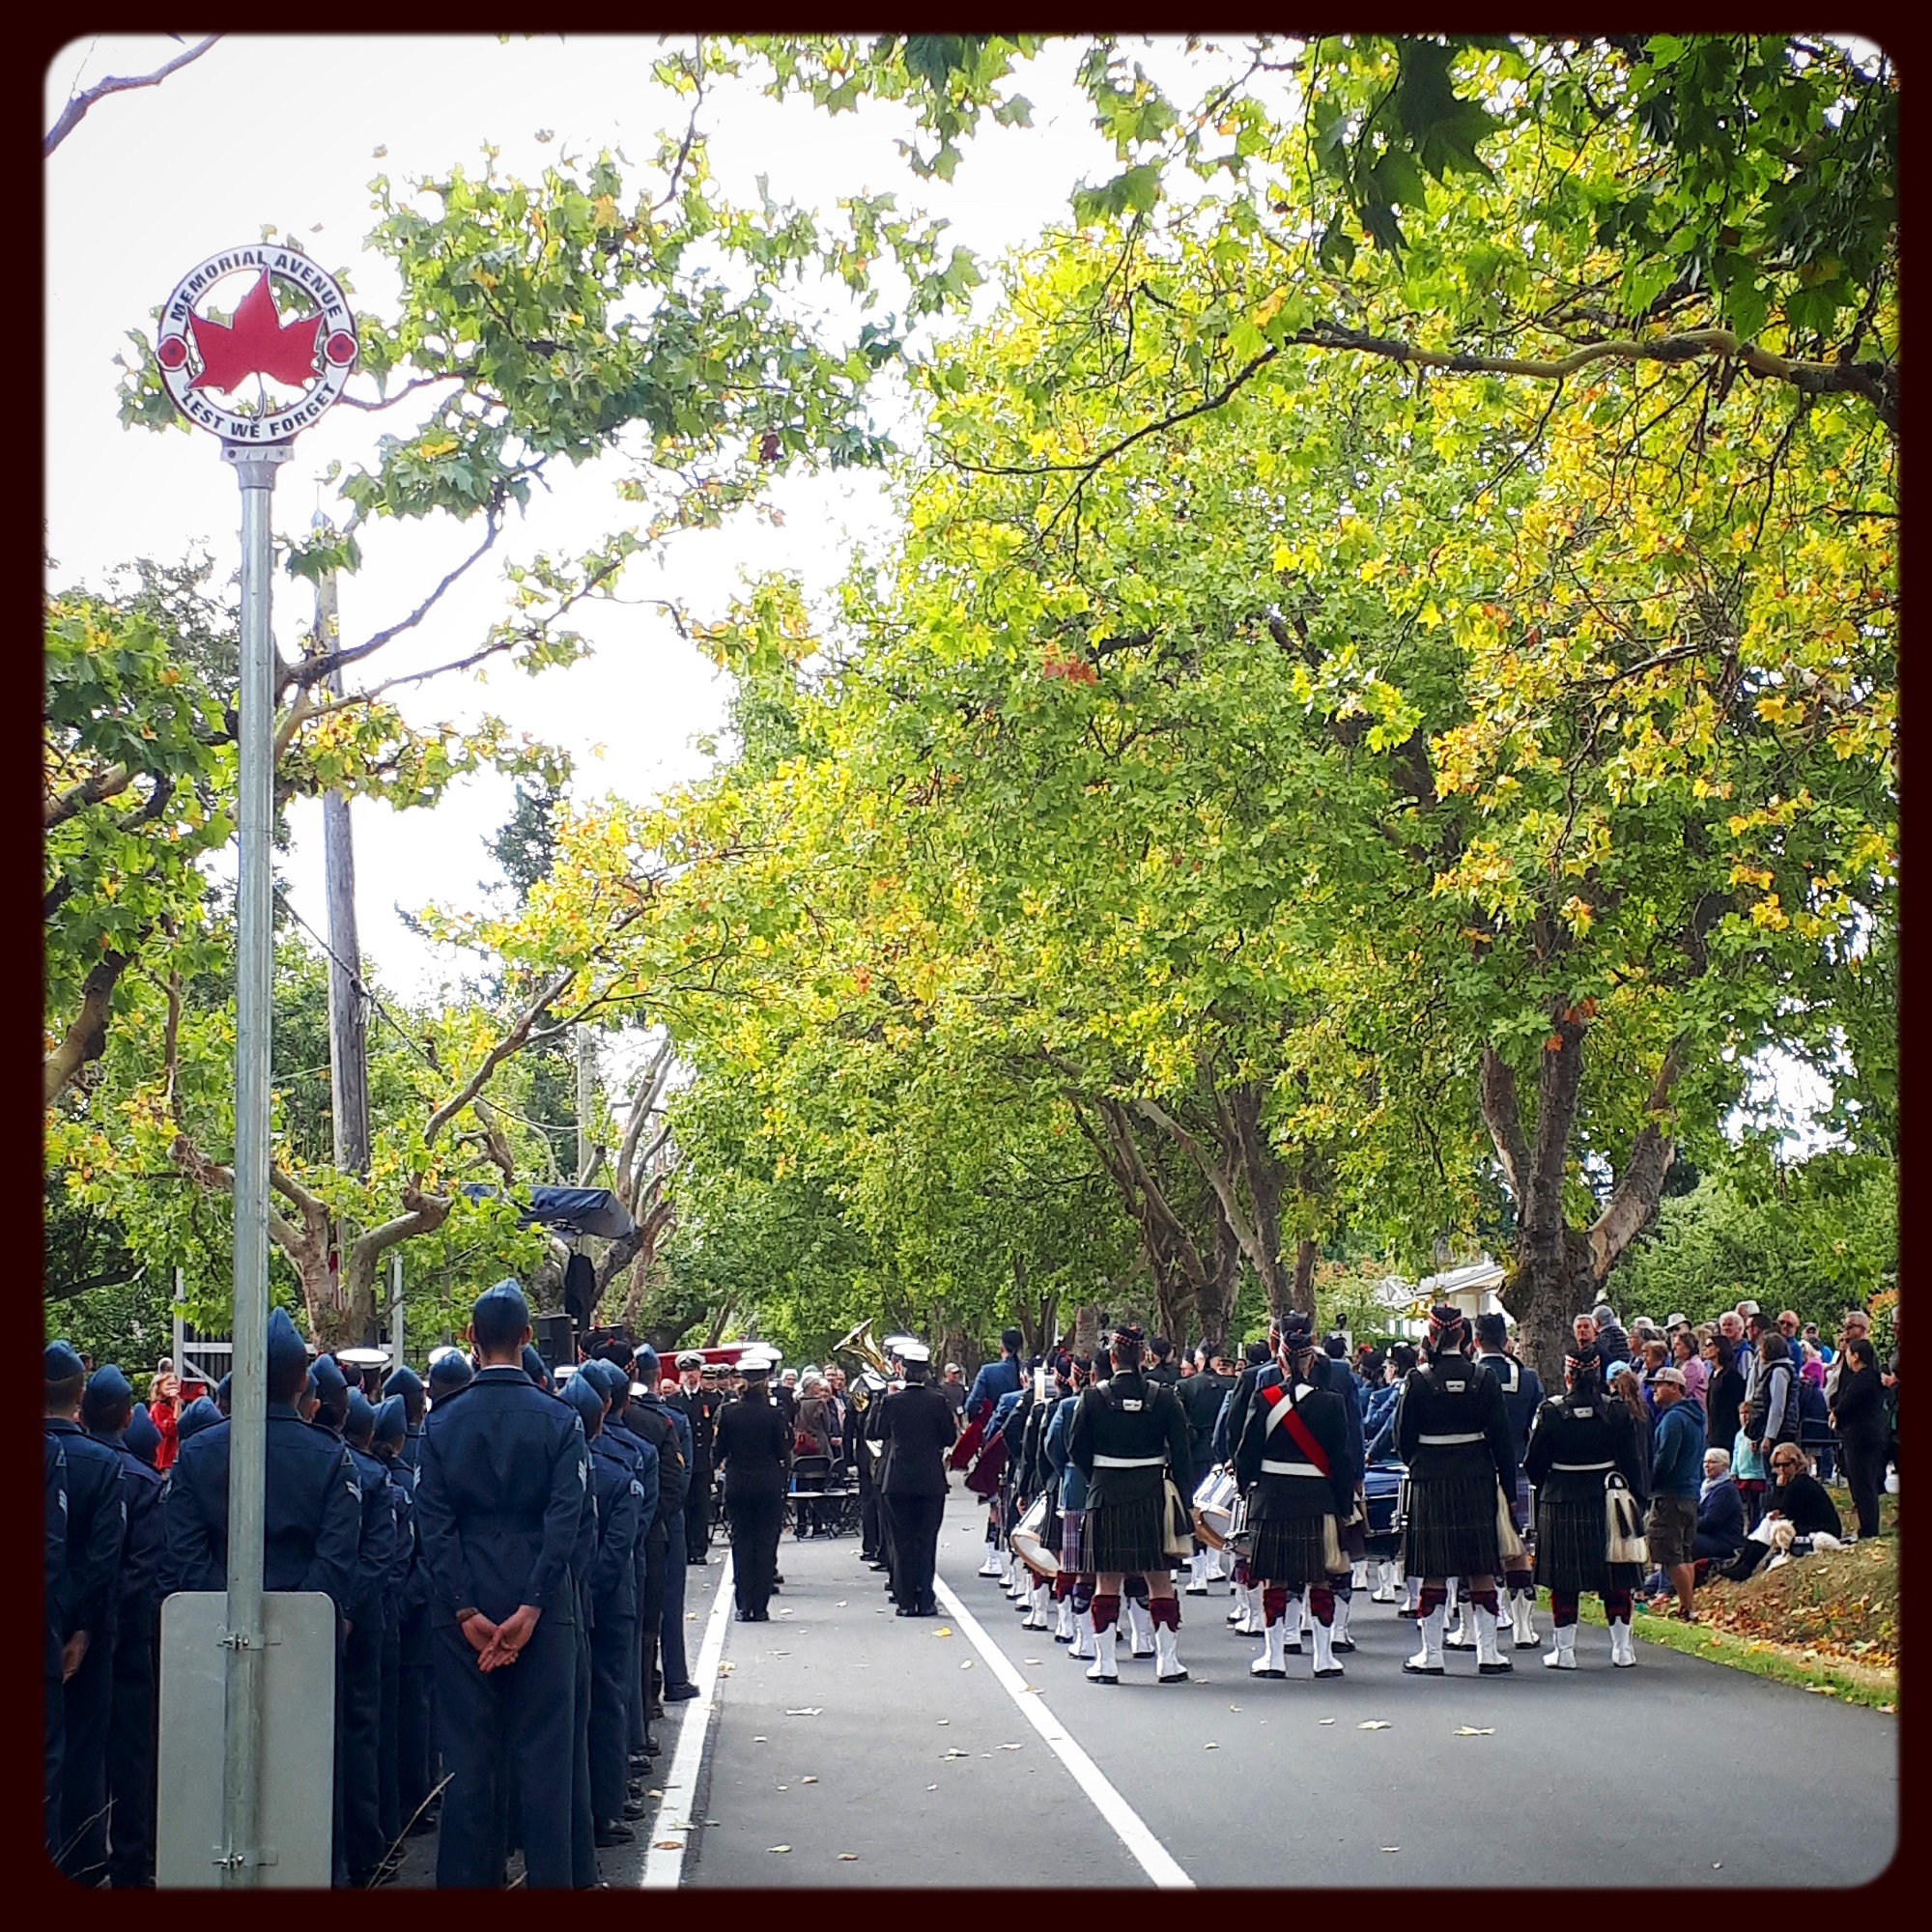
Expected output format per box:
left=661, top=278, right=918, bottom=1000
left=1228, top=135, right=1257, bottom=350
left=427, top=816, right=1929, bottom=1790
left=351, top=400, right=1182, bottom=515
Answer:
left=218, top=439, right=291, bottom=1883
left=152, top=247, right=358, bottom=1888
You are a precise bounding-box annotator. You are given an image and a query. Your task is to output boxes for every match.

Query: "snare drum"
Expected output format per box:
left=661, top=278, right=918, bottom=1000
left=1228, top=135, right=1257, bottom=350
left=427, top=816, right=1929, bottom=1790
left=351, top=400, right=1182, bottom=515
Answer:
left=1009, top=1491, right=1060, bottom=1578
left=1191, top=1466, right=1239, bottom=1549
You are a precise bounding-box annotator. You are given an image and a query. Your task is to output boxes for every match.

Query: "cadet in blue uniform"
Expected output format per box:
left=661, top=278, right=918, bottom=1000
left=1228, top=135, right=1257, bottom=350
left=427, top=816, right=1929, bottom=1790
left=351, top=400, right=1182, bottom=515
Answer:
left=966, top=1328, right=1025, bottom=1575
left=581, top=1356, right=661, bottom=1772
left=337, top=1386, right=400, bottom=1885
left=84, top=1367, right=166, bottom=1887
left=582, top=1373, right=651, bottom=1841
left=371, top=1394, right=415, bottom=1855
left=629, top=1348, right=694, bottom=1712
left=412, top=1281, right=589, bottom=1889
left=384, top=1361, right=433, bottom=1825
left=43, top=1429, right=69, bottom=1855
left=44, top=1341, right=128, bottom=1881
left=556, top=1374, right=601, bottom=1886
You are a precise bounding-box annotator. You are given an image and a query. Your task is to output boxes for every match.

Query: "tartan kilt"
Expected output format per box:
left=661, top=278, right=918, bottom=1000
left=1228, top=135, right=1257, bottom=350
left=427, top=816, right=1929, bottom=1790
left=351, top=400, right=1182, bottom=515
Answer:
left=1082, top=1492, right=1168, bottom=1575
left=1059, top=1507, right=1088, bottom=1575
left=1401, top=1468, right=1503, bottom=1578
left=1250, top=1515, right=1340, bottom=1587
left=1534, top=1493, right=1643, bottom=1597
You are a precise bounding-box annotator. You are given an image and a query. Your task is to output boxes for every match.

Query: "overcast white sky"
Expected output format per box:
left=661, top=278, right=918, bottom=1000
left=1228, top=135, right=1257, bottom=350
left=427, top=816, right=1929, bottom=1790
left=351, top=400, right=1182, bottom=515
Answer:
left=43, top=33, right=1152, bottom=1004
left=45, top=33, right=1839, bottom=1149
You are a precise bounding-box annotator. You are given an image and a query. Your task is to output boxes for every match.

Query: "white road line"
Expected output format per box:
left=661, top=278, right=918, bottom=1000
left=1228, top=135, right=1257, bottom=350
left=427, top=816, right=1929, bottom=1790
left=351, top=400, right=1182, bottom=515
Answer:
left=640, top=1552, right=736, bottom=1889
left=932, top=1576, right=1194, bottom=1889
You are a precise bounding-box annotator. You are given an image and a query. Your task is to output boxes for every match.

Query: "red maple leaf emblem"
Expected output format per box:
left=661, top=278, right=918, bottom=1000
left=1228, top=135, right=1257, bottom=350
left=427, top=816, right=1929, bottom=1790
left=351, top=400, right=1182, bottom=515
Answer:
left=186, top=273, right=324, bottom=395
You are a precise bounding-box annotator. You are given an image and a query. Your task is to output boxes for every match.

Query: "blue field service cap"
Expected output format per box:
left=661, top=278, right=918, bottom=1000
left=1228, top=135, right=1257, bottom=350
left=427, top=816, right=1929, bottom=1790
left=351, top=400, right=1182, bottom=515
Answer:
left=635, top=1346, right=660, bottom=1381
left=311, top=1353, right=349, bottom=1402
left=383, top=1364, right=423, bottom=1401
left=427, top=1351, right=473, bottom=1397
left=215, top=1374, right=233, bottom=1407
left=82, top=1364, right=134, bottom=1421
left=178, top=1396, right=223, bottom=1441
left=267, top=1307, right=309, bottom=1377
left=44, top=1340, right=85, bottom=1380
left=374, top=1395, right=407, bottom=1448
left=579, top=1358, right=625, bottom=1404
left=521, top=1344, right=551, bottom=1389
left=345, top=1388, right=378, bottom=1437
left=125, top=1406, right=162, bottom=1465
left=472, top=1278, right=531, bottom=1327
left=563, top=1374, right=605, bottom=1435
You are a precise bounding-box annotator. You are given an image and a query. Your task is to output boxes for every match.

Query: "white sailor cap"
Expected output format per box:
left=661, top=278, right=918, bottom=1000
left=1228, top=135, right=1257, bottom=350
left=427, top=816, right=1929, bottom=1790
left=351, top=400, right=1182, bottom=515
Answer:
left=629, top=1380, right=647, bottom=1398
left=893, top=1340, right=931, bottom=1365
left=738, top=1347, right=781, bottom=1374
left=427, top=1345, right=465, bottom=1368
left=882, top=1334, right=920, bottom=1356
left=338, top=1347, right=391, bottom=1369
left=675, top=1350, right=704, bottom=1371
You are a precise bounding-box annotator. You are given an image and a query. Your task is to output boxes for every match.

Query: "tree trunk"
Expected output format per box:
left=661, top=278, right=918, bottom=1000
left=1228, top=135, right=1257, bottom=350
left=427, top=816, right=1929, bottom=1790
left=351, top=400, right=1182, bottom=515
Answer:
left=1193, top=1199, right=1241, bottom=1355
left=1290, top=1236, right=1319, bottom=1323
left=44, top=948, right=135, bottom=1104
left=1070, top=1302, right=1103, bottom=1359
left=1485, top=1023, right=1684, bottom=1386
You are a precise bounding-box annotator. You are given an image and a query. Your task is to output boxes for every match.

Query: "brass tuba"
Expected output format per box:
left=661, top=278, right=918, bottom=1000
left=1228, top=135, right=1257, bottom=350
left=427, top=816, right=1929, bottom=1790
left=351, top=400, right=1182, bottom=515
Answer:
left=834, top=1318, right=894, bottom=1403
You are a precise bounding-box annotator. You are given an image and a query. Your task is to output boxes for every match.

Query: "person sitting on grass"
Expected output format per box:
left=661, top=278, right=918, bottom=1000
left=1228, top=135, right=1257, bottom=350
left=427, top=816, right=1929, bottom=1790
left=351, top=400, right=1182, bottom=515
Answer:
left=1691, top=1447, right=1747, bottom=1579
left=1722, top=1445, right=1845, bottom=1581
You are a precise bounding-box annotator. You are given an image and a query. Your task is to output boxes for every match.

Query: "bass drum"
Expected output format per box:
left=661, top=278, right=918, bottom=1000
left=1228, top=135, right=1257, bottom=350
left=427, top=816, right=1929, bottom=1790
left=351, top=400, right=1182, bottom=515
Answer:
left=1009, top=1491, right=1060, bottom=1578
left=1191, top=1466, right=1239, bottom=1550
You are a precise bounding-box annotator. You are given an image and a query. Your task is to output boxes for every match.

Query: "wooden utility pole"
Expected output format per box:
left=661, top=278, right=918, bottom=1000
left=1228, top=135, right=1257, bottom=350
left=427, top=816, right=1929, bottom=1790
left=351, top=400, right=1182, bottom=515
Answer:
left=576, top=1024, right=596, bottom=1182
left=315, top=547, right=371, bottom=1333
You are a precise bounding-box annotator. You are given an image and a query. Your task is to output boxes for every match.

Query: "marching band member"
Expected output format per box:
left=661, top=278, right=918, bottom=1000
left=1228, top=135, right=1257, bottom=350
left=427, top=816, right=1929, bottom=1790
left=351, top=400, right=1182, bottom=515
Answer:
left=1177, top=1345, right=1235, bottom=1593
left=962, top=1329, right=1026, bottom=1577
left=1043, top=1355, right=1094, bottom=1652
left=1233, top=1315, right=1354, bottom=1680
left=1067, top=1323, right=1192, bottom=1685
left=1392, top=1304, right=1517, bottom=1677
left=877, top=1342, right=956, bottom=1617
left=1522, top=1342, right=1647, bottom=1668
left=1217, top=1339, right=1277, bottom=1634
left=1473, top=1311, right=1546, bottom=1649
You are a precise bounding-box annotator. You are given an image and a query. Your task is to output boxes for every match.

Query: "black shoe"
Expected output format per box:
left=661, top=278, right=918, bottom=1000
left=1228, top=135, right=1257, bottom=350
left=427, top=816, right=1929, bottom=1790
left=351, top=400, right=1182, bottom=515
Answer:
left=594, top=1821, right=635, bottom=1848
left=628, top=1753, right=652, bottom=1774
left=738, top=1607, right=758, bottom=1621
left=896, top=1605, right=917, bottom=1616
left=1478, top=1660, right=1515, bottom=1675
left=621, top=1798, right=650, bottom=1820
left=1332, top=1636, right=1356, bottom=1653
left=665, top=1682, right=701, bottom=1701
left=405, top=1813, right=440, bottom=1838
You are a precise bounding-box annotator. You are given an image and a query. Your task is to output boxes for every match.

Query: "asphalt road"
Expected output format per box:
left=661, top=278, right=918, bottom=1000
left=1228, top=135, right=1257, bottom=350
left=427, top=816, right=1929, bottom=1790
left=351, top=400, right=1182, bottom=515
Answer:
left=397, top=1490, right=1897, bottom=1888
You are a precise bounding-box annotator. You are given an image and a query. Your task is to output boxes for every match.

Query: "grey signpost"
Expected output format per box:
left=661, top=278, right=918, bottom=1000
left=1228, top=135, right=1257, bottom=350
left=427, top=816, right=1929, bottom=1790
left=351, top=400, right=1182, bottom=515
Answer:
left=154, top=248, right=358, bottom=1886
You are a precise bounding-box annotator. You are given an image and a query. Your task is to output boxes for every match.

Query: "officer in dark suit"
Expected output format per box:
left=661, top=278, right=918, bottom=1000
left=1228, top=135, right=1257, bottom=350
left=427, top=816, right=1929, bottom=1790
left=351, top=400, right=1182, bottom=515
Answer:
left=877, top=1342, right=957, bottom=1617
left=712, top=1350, right=791, bottom=1619
left=669, top=1351, right=716, bottom=1568
left=337, top=1386, right=400, bottom=1884
left=43, top=1429, right=69, bottom=1855
left=44, top=1341, right=127, bottom=1881
left=84, top=1367, right=166, bottom=1887
left=371, top=1395, right=415, bottom=1854
left=412, top=1280, right=589, bottom=1889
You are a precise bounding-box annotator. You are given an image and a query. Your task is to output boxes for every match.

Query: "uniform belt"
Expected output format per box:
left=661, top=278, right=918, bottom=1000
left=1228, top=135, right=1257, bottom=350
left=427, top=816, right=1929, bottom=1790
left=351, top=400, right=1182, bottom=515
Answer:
left=1091, top=1454, right=1164, bottom=1468
left=1260, top=1460, right=1325, bottom=1478
left=1550, top=1460, right=1614, bottom=1472
left=1417, top=1432, right=1483, bottom=1445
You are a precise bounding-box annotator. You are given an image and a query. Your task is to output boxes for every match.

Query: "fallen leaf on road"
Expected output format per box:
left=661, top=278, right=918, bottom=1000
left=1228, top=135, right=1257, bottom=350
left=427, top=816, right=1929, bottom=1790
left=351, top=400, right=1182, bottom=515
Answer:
left=941, top=1748, right=971, bottom=1759
left=960, top=1660, right=975, bottom=1669
left=785, top=1707, right=823, bottom=1717
left=720, top=1662, right=734, bottom=1674
left=1024, top=1658, right=1043, bottom=1664
left=1229, top=1704, right=1241, bottom=1712
left=1380, top=1846, right=1400, bottom=1854
left=647, top=1789, right=663, bottom=1798
left=753, top=1736, right=768, bottom=1743
left=1453, top=1726, right=1494, bottom=1737
left=769, top=1845, right=791, bottom=1855
left=926, top=1785, right=937, bottom=1792
left=1319, top=1719, right=1336, bottom=1726
left=837, top=1601, right=847, bottom=1607
left=1359, top=1720, right=1392, bottom=1730
left=998, top=1743, right=1022, bottom=1750
left=654, top=1840, right=680, bottom=1851
left=839, top=1853, right=859, bottom=1861
left=777, top=1784, right=788, bottom=1791
left=801, top=1776, right=818, bottom=1783
left=1204, top=1742, right=1219, bottom=1749
left=934, top=1627, right=952, bottom=1637
left=704, top=1820, right=721, bottom=1827
left=936, top=1719, right=950, bottom=1725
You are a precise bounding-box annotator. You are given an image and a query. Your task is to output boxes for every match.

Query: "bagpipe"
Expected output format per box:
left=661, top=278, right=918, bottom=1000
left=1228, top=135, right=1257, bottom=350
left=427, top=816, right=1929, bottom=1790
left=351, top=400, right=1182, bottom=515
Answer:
left=950, top=1394, right=1010, bottom=1498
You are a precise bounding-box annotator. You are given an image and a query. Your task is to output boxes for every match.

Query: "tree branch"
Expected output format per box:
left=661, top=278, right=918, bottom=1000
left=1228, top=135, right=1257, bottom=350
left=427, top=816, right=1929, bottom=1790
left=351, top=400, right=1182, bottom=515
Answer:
left=45, top=763, right=133, bottom=828
left=43, top=948, right=135, bottom=1105
left=1586, top=1038, right=1687, bottom=1279
left=422, top=966, right=578, bottom=1151
left=43, top=35, right=221, bottom=158
left=1477, top=1045, right=1531, bottom=1207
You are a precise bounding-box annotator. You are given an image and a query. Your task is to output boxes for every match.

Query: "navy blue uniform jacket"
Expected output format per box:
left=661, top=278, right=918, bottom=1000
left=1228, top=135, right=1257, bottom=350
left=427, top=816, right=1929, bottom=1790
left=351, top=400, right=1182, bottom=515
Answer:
left=412, top=1366, right=588, bottom=1627
left=159, top=1406, right=361, bottom=1612
left=45, top=1419, right=127, bottom=1643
